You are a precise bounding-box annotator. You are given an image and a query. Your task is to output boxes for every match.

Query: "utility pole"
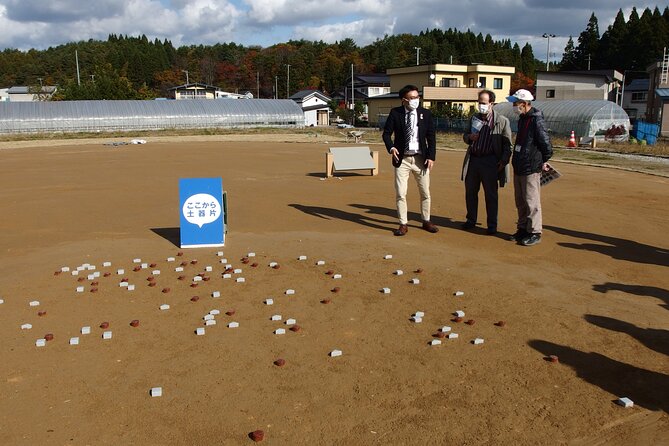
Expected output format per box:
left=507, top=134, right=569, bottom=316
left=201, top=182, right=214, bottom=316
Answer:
left=89, top=75, right=95, bottom=82
left=256, top=72, right=260, bottom=99
left=275, top=76, right=278, bottom=99
left=542, top=33, right=556, bottom=71
left=351, top=63, right=355, bottom=110
left=286, top=64, right=291, bottom=99
left=587, top=54, right=592, bottom=71
left=182, top=70, right=189, bottom=84
left=414, top=47, right=421, bottom=65
left=75, top=50, right=81, bottom=86
left=37, top=77, right=43, bottom=87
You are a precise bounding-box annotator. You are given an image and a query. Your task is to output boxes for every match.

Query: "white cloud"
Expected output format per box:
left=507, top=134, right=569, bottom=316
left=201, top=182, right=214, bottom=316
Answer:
left=0, top=0, right=243, bottom=49
left=244, top=0, right=392, bottom=25
left=4, top=0, right=122, bottom=22
left=293, top=18, right=396, bottom=45
left=0, top=0, right=662, bottom=53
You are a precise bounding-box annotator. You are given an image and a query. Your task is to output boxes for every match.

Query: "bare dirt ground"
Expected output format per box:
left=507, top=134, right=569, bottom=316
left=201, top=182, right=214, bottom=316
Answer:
left=0, top=137, right=667, bottom=445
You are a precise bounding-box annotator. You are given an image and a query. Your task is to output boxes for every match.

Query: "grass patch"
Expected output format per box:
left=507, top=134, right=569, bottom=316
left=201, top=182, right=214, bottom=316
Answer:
left=582, top=154, right=614, bottom=161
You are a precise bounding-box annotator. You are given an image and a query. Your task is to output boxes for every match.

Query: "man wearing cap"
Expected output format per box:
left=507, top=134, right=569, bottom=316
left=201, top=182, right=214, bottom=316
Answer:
left=506, top=89, right=553, bottom=246
left=382, top=84, right=438, bottom=236
left=461, top=89, right=512, bottom=235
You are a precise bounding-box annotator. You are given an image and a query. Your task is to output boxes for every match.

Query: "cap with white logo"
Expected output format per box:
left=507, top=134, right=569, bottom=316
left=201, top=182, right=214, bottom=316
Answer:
left=507, top=89, right=534, bottom=102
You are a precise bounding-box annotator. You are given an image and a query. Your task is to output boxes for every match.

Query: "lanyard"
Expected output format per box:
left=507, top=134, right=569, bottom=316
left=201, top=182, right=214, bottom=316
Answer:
left=516, top=116, right=532, bottom=146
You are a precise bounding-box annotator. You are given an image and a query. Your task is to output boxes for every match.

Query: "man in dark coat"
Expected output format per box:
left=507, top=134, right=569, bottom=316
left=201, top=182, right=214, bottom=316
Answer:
left=461, top=89, right=512, bottom=235
left=506, top=89, right=553, bottom=246
left=382, top=84, right=438, bottom=236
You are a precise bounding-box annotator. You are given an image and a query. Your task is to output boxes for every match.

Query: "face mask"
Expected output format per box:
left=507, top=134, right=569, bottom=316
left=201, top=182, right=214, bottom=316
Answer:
left=405, top=98, right=419, bottom=110
left=478, top=104, right=489, bottom=114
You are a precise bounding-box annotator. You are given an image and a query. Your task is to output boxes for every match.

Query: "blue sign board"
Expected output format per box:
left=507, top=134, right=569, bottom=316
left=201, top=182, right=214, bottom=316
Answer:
left=179, top=178, right=225, bottom=248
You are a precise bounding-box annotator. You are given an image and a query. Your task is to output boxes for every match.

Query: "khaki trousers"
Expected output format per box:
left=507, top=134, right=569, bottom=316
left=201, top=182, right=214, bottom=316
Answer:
left=513, top=172, right=542, bottom=234
left=395, top=154, right=431, bottom=224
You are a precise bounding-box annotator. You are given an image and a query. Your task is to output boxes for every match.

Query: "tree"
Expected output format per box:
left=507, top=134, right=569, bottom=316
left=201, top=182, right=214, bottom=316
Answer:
left=53, top=63, right=140, bottom=100
left=574, top=12, right=600, bottom=70
left=510, top=72, right=535, bottom=94
left=597, top=9, right=627, bottom=71
left=559, top=36, right=577, bottom=70
left=520, top=43, right=537, bottom=79
left=622, top=7, right=642, bottom=70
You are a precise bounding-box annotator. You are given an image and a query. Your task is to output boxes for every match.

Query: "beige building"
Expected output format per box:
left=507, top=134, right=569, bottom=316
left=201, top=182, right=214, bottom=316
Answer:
left=535, top=70, right=623, bottom=102
left=168, top=82, right=219, bottom=100
left=367, top=63, right=515, bottom=126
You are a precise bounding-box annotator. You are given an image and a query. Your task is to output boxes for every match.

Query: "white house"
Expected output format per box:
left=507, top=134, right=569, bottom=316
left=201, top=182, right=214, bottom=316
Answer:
left=290, top=89, right=331, bottom=127
left=168, top=82, right=220, bottom=100
left=621, top=78, right=649, bottom=122
left=0, top=88, right=8, bottom=101
left=536, top=70, right=623, bottom=102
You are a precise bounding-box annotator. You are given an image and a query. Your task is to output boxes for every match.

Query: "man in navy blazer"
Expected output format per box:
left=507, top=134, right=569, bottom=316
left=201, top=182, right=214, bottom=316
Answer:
left=382, top=84, right=438, bottom=236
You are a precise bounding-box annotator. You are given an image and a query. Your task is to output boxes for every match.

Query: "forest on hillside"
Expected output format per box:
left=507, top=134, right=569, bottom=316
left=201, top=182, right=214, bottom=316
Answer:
left=0, top=6, right=666, bottom=101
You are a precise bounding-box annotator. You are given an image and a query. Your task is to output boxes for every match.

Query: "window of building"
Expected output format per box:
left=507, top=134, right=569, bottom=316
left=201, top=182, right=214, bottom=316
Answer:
left=468, top=78, right=475, bottom=87
left=631, top=92, right=647, bottom=103
left=546, top=89, right=555, bottom=98
left=478, top=77, right=486, bottom=88
left=493, top=78, right=503, bottom=89
left=440, top=78, right=460, bottom=87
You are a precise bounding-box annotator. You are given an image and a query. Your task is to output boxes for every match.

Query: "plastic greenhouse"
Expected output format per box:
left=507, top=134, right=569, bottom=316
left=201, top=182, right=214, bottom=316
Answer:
left=494, top=100, right=630, bottom=141
left=0, top=99, right=305, bottom=134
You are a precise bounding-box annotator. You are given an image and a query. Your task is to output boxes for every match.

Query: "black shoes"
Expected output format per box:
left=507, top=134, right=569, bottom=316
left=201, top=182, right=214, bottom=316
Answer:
left=521, top=233, right=541, bottom=246
left=508, top=229, right=528, bottom=241
left=461, top=221, right=476, bottom=230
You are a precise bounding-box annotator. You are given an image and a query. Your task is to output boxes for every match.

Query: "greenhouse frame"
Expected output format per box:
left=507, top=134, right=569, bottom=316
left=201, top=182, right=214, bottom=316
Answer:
left=0, top=99, right=305, bottom=134
left=494, top=100, right=630, bottom=140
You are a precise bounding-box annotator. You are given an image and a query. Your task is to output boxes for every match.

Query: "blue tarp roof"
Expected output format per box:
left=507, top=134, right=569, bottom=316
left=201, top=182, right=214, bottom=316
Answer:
left=655, top=88, right=669, bottom=99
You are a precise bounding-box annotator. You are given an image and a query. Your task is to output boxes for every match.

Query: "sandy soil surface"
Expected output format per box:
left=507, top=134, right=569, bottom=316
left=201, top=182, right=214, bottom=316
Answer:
left=0, top=138, right=667, bottom=445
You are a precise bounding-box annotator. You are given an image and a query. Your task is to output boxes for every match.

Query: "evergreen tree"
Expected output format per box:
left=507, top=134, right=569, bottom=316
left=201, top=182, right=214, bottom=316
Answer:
left=574, top=12, right=600, bottom=70
left=597, top=9, right=627, bottom=71
left=559, top=36, right=577, bottom=70
left=623, top=7, right=642, bottom=70
left=520, top=43, right=537, bottom=79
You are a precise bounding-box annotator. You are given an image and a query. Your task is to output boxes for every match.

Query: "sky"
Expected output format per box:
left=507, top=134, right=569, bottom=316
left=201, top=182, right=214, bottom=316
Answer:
left=0, top=1, right=663, bottom=64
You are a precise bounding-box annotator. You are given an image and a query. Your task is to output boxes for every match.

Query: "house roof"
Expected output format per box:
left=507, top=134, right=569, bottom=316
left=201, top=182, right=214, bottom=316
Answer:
left=289, top=89, right=331, bottom=101
left=168, top=82, right=219, bottom=91
left=655, top=88, right=669, bottom=99
left=353, top=73, right=390, bottom=85
left=302, top=104, right=331, bottom=112
left=7, top=86, right=57, bottom=94
left=367, top=92, right=403, bottom=100
left=539, top=70, right=623, bottom=83
left=626, top=78, right=649, bottom=91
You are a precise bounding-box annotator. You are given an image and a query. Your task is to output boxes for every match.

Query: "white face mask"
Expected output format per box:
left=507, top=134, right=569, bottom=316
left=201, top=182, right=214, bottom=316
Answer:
left=405, top=98, right=419, bottom=110
left=478, top=103, right=490, bottom=114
